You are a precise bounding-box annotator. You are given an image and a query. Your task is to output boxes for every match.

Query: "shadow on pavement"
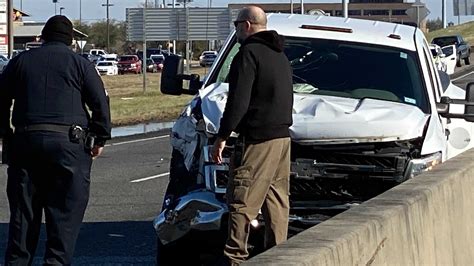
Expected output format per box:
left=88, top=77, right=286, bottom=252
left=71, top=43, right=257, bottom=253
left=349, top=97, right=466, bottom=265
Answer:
left=0, top=221, right=156, bottom=265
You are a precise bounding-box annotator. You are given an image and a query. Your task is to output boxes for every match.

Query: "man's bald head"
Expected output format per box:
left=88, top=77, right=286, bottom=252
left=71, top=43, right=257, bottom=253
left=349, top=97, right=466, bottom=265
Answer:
left=237, top=6, right=267, bottom=29
left=235, top=6, right=267, bottom=43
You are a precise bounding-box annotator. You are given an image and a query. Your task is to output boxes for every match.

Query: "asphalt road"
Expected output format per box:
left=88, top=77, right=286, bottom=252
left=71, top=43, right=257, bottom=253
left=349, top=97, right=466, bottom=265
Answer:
left=0, top=131, right=172, bottom=264
left=452, top=70, right=474, bottom=89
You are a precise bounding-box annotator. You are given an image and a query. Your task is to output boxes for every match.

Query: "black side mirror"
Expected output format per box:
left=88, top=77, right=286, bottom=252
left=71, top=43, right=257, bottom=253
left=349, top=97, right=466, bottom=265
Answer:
left=161, top=55, right=184, bottom=95
left=464, top=82, right=474, bottom=122
left=160, top=54, right=203, bottom=95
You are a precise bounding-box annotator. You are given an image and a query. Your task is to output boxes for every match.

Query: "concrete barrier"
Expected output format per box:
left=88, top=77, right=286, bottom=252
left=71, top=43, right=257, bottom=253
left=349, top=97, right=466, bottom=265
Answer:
left=247, top=149, right=474, bottom=265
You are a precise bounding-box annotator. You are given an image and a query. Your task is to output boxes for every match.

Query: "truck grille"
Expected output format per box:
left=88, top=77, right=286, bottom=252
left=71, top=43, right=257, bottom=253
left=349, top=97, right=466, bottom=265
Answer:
left=291, top=143, right=408, bottom=180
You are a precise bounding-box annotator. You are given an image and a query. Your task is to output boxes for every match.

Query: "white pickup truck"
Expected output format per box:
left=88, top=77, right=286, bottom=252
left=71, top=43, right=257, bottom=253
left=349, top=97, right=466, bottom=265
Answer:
left=154, top=13, right=474, bottom=264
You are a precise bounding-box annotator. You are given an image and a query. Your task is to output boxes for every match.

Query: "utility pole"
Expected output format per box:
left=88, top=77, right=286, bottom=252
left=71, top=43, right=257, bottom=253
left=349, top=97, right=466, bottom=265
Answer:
left=8, top=0, right=13, bottom=58
left=172, top=0, right=176, bottom=54
left=143, top=0, right=147, bottom=93
left=53, top=0, right=58, bottom=15
left=342, top=0, right=348, bottom=18
left=457, top=0, right=461, bottom=25
left=442, top=0, right=446, bottom=28
left=79, top=0, right=82, bottom=25
left=102, top=0, right=114, bottom=52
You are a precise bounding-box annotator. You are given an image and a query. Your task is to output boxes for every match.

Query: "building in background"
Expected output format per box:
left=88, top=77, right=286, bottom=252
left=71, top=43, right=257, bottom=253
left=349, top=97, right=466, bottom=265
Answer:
left=12, top=7, right=87, bottom=52
left=229, top=0, right=425, bottom=28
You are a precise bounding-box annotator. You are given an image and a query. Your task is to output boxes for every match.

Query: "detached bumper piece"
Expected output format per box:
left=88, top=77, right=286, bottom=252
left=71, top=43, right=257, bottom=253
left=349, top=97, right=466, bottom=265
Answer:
left=153, top=190, right=228, bottom=245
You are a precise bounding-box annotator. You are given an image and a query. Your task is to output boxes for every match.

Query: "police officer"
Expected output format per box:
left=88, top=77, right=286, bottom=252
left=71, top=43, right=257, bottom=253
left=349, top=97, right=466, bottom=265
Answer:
left=0, top=15, right=111, bottom=265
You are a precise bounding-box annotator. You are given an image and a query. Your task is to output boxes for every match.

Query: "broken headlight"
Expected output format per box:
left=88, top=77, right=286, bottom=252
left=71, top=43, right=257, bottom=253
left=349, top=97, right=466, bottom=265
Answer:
left=404, top=152, right=442, bottom=180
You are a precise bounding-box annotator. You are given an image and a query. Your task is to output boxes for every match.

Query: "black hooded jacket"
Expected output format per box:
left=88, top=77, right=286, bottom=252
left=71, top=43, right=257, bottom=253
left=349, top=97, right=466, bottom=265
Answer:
left=217, top=30, right=293, bottom=141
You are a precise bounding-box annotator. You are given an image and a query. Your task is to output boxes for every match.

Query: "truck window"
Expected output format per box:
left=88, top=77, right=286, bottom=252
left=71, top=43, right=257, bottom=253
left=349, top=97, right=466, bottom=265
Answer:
left=422, top=40, right=441, bottom=100
left=215, top=43, right=240, bottom=83
left=210, top=36, right=429, bottom=113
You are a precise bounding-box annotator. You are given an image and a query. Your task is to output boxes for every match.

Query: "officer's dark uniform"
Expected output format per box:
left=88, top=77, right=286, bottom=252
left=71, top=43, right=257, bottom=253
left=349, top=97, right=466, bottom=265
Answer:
left=0, top=16, right=111, bottom=265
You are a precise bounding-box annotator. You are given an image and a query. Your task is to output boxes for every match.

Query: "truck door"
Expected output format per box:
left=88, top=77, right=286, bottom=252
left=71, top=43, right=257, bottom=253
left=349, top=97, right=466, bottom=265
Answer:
left=441, top=45, right=457, bottom=75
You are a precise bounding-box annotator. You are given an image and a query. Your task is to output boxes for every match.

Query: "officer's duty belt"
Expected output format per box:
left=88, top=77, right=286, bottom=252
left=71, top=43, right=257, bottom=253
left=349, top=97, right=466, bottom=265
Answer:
left=15, top=124, right=72, bottom=134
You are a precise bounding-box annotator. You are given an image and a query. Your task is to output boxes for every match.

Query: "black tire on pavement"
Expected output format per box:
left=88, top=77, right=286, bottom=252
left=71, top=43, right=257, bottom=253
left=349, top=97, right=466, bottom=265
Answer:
left=464, top=56, right=471, bottom=65
left=457, top=55, right=462, bottom=67
left=156, top=237, right=200, bottom=266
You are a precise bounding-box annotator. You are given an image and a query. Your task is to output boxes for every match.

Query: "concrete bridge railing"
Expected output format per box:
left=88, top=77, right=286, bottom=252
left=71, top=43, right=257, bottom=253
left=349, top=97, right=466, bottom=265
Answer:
left=247, top=149, right=474, bottom=265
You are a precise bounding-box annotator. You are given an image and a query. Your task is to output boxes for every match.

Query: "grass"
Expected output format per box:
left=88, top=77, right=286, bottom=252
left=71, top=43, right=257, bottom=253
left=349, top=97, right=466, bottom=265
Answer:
left=102, top=67, right=208, bottom=126
left=425, top=21, right=474, bottom=44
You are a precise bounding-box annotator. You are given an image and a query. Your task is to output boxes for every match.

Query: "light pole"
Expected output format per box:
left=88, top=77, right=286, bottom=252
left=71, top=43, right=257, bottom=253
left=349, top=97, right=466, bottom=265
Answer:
left=102, top=0, right=114, bottom=52
left=143, top=0, right=147, bottom=93
left=53, top=0, right=58, bottom=15
left=79, top=0, right=82, bottom=25
left=60, top=7, right=65, bottom=15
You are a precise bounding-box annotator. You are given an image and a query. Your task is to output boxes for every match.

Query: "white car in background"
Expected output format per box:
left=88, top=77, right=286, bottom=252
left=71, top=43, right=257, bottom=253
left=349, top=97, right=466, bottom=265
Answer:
left=440, top=44, right=457, bottom=75
left=429, top=44, right=457, bottom=75
left=96, top=61, right=118, bottom=75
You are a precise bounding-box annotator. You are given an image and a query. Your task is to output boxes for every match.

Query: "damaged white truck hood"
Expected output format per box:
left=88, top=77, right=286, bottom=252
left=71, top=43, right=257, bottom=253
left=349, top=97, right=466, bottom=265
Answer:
left=199, top=83, right=430, bottom=144
left=290, top=94, right=429, bottom=144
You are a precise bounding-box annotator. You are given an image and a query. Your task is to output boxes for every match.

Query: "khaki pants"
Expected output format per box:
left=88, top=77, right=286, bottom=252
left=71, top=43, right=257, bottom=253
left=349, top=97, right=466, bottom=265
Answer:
left=224, top=137, right=290, bottom=264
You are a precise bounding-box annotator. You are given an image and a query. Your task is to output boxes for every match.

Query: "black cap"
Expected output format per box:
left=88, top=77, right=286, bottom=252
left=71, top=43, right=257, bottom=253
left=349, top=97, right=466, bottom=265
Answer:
left=41, top=15, right=73, bottom=45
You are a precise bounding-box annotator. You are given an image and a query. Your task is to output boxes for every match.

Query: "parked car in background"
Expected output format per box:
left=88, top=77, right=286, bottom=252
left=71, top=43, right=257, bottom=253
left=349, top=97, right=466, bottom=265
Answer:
left=432, top=35, right=470, bottom=66
left=0, top=54, right=9, bottom=74
left=137, top=48, right=170, bottom=60
left=96, top=61, right=118, bottom=76
left=89, top=49, right=108, bottom=57
left=145, top=58, right=158, bottom=73
left=97, top=54, right=118, bottom=63
left=440, top=45, right=457, bottom=75
left=199, top=51, right=218, bottom=67
left=118, top=55, right=142, bottom=74
left=151, top=54, right=165, bottom=70
left=429, top=44, right=448, bottom=73
left=80, top=53, right=94, bottom=62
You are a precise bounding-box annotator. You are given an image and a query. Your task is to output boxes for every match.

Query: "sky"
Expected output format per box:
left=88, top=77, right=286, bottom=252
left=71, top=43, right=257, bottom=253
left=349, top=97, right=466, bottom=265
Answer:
left=13, top=0, right=474, bottom=24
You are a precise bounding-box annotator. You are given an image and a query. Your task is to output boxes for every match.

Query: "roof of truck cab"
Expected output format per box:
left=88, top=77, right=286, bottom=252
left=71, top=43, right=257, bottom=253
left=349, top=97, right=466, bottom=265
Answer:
left=267, top=13, right=417, bottom=51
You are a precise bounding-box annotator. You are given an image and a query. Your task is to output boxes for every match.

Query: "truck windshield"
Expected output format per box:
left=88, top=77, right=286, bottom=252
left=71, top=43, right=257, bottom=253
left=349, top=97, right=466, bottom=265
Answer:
left=432, top=37, right=457, bottom=47
left=212, top=36, right=429, bottom=113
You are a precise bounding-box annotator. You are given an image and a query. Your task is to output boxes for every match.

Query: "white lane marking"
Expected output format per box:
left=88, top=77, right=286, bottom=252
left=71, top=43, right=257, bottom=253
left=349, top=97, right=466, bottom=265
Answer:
left=452, top=71, right=474, bottom=82
left=105, top=135, right=168, bottom=147
left=130, top=172, right=170, bottom=183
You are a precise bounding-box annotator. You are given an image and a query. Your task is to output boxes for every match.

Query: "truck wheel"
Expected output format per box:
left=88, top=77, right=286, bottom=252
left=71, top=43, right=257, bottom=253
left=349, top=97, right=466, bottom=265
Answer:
left=464, top=56, right=471, bottom=65
left=156, top=236, right=200, bottom=266
left=456, top=56, right=462, bottom=67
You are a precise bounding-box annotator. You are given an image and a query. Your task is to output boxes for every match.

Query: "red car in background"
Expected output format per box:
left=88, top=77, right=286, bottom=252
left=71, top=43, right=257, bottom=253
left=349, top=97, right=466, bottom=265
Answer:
left=118, top=55, right=142, bottom=74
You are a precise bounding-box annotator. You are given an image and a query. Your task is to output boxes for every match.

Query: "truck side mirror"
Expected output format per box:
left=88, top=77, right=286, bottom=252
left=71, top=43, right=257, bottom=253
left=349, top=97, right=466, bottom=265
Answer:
left=160, top=54, right=202, bottom=95
left=464, top=82, right=474, bottom=122
left=161, top=55, right=185, bottom=95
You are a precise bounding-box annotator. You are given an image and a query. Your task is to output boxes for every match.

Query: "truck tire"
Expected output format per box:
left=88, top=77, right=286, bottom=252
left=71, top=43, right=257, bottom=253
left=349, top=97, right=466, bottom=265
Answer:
left=464, top=56, right=471, bottom=65
left=156, top=237, right=200, bottom=266
left=456, top=56, right=462, bottom=67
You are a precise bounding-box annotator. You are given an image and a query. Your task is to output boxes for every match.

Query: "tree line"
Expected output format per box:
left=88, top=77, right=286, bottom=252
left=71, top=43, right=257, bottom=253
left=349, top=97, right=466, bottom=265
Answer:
left=73, top=19, right=214, bottom=59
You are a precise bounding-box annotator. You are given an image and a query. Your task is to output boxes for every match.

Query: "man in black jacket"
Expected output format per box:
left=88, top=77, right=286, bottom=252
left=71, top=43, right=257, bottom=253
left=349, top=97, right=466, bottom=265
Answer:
left=0, top=15, right=111, bottom=265
left=212, top=6, right=293, bottom=265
